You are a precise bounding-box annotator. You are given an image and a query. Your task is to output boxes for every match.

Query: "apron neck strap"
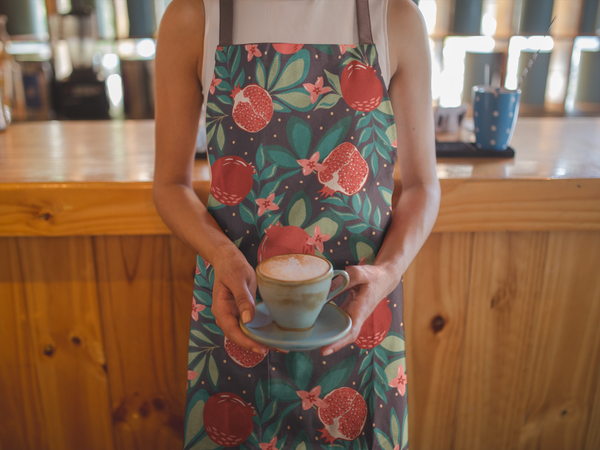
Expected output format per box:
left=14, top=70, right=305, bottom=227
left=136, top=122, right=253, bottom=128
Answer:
left=218, top=0, right=374, bottom=47
left=219, top=0, right=234, bottom=46
left=356, top=0, right=374, bottom=45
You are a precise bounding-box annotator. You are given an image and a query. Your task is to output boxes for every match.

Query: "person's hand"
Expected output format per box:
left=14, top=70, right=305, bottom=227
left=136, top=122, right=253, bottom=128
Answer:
left=210, top=248, right=269, bottom=354
left=320, top=262, right=401, bottom=356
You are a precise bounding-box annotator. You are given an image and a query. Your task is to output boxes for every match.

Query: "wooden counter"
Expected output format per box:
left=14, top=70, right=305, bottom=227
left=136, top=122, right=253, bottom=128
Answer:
left=1, top=119, right=599, bottom=450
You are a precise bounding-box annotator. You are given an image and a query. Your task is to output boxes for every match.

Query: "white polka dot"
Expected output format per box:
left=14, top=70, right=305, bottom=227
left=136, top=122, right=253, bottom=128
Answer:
left=509, top=112, right=513, bottom=117
left=490, top=139, right=496, bottom=145
left=506, top=128, right=511, bottom=133
left=493, top=111, right=499, bottom=117
left=477, top=143, right=482, bottom=149
left=491, top=125, right=496, bottom=131
left=475, top=127, right=479, bottom=133
left=474, top=111, right=479, bottom=117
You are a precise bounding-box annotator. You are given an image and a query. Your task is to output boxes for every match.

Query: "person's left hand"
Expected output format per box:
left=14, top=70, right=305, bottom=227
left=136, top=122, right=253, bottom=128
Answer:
left=320, top=262, right=401, bottom=356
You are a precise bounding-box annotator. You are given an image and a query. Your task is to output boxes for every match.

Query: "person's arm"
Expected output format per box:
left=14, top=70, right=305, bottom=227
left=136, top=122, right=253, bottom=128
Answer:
left=321, top=0, right=440, bottom=355
left=153, top=0, right=267, bottom=354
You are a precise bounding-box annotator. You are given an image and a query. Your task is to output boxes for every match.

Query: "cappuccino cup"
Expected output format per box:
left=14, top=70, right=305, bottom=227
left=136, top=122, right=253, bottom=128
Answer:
left=255, top=254, right=350, bottom=331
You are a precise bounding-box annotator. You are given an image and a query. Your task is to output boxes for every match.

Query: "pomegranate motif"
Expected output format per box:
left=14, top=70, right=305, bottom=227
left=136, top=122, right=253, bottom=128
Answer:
left=340, top=61, right=383, bottom=112
left=355, top=297, right=392, bottom=349
left=203, top=392, right=255, bottom=447
left=210, top=156, right=255, bottom=206
left=317, top=142, right=369, bottom=197
left=272, top=43, right=304, bottom=54
left=224, top=336, right=268, bottom=368
left=231, top=84, right=274, bottom=132
left=317, top=387, right=368, bottom=444
left=257, top=223, right=315, bottom=262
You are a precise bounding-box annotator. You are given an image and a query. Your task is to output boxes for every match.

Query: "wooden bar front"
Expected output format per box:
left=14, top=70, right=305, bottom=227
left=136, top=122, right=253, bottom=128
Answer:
left=1, top=119, right=599, bottom=450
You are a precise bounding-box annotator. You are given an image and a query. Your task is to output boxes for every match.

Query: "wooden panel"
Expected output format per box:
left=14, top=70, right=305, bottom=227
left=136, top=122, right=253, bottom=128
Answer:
left=2, top=178, right=599, bottom=237
left=586, top=365, right=600, bottom=450
left=454, top=232, right=549, bottom=450
left=13, top=237, right=115, bottom=450
left=519, top=231, right=600, bottom=450
left=403, top=232, right=473, bottom=450
left=94, top=236, right=188, bottom=450
left=0, top=238, right=46, bottom=450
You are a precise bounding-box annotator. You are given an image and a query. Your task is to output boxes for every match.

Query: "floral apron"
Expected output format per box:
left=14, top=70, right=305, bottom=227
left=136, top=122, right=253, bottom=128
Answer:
left=184, top=1, right=408, bottom=448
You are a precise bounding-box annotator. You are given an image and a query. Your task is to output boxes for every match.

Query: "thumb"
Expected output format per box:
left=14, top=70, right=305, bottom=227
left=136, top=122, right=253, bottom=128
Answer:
left=231, top=278, right=256, bottom=324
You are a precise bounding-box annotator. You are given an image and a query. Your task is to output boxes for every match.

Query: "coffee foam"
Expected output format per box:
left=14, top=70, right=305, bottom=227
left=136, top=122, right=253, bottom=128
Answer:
left=259, top=254, right=330, bottom=281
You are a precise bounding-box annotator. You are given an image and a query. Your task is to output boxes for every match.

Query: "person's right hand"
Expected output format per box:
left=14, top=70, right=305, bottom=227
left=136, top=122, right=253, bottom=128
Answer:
left=210, top=247, right=269, bottom=354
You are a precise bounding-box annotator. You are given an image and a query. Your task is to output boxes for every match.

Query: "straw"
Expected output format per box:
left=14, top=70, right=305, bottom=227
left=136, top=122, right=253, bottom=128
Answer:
left=517, top=16, right=557, bottom=90
left=484, top=63, right=490, bottom=87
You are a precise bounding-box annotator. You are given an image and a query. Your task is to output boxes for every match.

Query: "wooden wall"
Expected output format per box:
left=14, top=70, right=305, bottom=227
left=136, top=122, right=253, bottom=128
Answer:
left=1, top=230, right=599, bottom=450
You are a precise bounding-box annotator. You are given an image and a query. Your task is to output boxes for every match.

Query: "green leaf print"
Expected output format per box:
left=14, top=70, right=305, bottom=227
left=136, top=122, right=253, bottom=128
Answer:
left=324, top=69, right=342, bottom=94
left=203, top=323, right=223, bottom=336
left=374, top=346, right=389, bottom=366
left=184, top=389, right=210, bottom=447
left=260, top=212, right=282, bottom=236
left=216, top=94, right=232, bottom=106
left=314, top=116, right=351, bottom=157
left=231, top=46, right=241, bottom=79
left=350, top=234, right=377, bottom=265
left=286, top=191, right=312, bottom=228
left=375, top=142, right=392, bottom=164
left=381, top=334, right=405, bottom=354
left=216, top=79, right=232, bottom=92
left=362, top=195, right=372, bottom=222
left=191, top=329, right=214, bottom=346
left=314, top=356, right=356, bottom=396
left=360, top=366, right=373, bottom=391
left=267, top=52, right=281, bottom=90
left=378, top=186, right=393, bottom=207
left=206, top=194, right=224, bottom=210
left=208, top=354, right=219, bottom=389
left=321, top=195, right=346, bottom=207
left=256, top=145, right=266, bottom=170
left=234, top=68, right=246, bottom=89
left=268, top=379, right=299, bottom=402
left=286, top=352, right=314, bottom=391
left=362, top=142, right=375, bottom=158
left=358, top=128, right=372, bottom=146
left=351, top=193, right=362, bottom=214
left=189, top=355, right=206, bottom=389
left=377, top=99, right=394, bottom=116
left=290, top=430, right=311, bottom=450
left=260, top=164, right=278, bottom=181
left=264, top=145, right=299, bottom=168
left=239, top=203, right=255, bottom=225
left=255, top=380, right=266, bottom=413
left=305, top=213, right=344, bottom=240
left=373, top=206, right=382, bottom=229
left=256, top=58, right=266, bottom=88
left=358, top=349, right=374, bottom=373
left=369, top=46, right=377, bottom=66
left=207, top=102, right=224, bottom=115
left=193, top=289, right=212, bottom=305
left=262, top=400, right=278, bottom=422
left=192, top=434, right=221, bottom=450
left=233, top=237, right=243, bottom=248
left=374, top=381, right=388, bottom=404
left=216, top=123, right=225, bottom=153
left=272, top=101, right=291, bottom=113
left=333, top=210, right=359, bottom=222
left=216, top=48, right=227, bottom=62
left=374, top=429, right=394, bottom=450
left=390, top=407, right=401, bottom=447
left=347, top=223, right=370, bottom=234
left=263, top=418, right=283, bottom=444
left=374, top=126, right=391, bottom=147
left=272, top=49, right=310, bottom=91
left=214, top=65, right=228, bottom=79
left=314, top=93, right=341, bottom=110
left=286, top=116, right=312, bottom=159
left=371, top=152, right=379, bottom=178
left=374, top=362, right=389, bottom=389
left=401, top=404, right=409, bottom=449
left=373, top=110, right=388, bottom=128
left=259, top=179, right=282, bottom=199
left=274, top=89, right=312, bottom=111
left=386, top=123, right=397, bottom=146
left=385, top=356, right=406, bottom=388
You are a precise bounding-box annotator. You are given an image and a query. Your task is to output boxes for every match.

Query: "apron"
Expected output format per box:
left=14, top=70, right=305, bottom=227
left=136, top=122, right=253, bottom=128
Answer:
left=184, top=1, right=408, bottom=448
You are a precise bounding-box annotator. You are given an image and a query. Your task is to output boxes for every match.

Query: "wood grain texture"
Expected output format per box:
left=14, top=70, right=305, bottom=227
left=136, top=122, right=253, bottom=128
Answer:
left=0, top=238, right=46, bottom=450
left=454, top=232, right=550, bottom=450
left=94, top=236, right=189, bottom=450
left=12, top=237, right=115, bottom=450
left=403, top=232, right=473, bottom=450
left=585, top=362, right=600, bottom=450
left=519, top=232, right=600, bottom=450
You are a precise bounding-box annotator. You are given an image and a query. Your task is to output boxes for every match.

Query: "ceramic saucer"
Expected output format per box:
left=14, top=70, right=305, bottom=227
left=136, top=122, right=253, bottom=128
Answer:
left=240, top=302, right=352, bottom=351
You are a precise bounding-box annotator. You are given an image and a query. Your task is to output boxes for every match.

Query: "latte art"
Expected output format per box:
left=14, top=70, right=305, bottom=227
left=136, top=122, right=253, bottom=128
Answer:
left=259, top=254, right=330, bottom=281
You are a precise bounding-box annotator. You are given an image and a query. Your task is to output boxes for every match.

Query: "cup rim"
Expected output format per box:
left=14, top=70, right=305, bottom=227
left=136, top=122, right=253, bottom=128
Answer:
left=472, top=85, right=522, bottom=95
left=256, top=253, right=333, bottom=285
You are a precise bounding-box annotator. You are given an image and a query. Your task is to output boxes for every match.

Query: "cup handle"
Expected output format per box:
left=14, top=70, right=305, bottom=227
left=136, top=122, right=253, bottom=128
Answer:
left=326, top=270, right=350, bottom=302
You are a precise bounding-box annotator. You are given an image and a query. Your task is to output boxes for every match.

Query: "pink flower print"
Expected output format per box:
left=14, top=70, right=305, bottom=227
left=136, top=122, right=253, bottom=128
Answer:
left=188, top=370, right=198, bottom=380
left=192, top=297, right=206, bottom=322
left=259, top=437, right=278, bottom=450
left=393, top=446, right=400, bottom=450
left=307, top=226, right=331, bottom=253
left=389, top=364, right=407, bottom=396
left=195, top=265, right=201, bottom=275
left=210, top=73, right=222, bottom=95
left=392, top=139, right=397, bottom=148
left=217, top=46, right=223, bottom=51
left=296, top=386, right=328, bottom=411
left=297, top=152, right=325, bottom=176
left=303, top=76, right=332, bottom=103
left=339, top=44, right=356, bottom=54
left=256, top=193, right=280, bottom=216
left=245, top=44, right=262, bottom=61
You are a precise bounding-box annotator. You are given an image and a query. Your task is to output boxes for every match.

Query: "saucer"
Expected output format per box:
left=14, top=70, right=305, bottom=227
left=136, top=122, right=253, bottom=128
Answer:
left=240, top=302, right=352, bottom=351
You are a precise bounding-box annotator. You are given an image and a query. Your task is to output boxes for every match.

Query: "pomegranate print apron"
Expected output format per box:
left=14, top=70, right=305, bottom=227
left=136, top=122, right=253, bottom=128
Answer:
left=184, top=1, right=408, bottom=448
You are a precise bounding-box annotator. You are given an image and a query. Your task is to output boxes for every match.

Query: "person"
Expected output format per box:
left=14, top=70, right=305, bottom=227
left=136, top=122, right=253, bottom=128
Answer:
left=153, top=0, right=440, bottom=448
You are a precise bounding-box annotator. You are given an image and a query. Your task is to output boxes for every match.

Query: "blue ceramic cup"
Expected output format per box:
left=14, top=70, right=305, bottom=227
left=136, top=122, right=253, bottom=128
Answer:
left=472, top=86, right=521, bottom=150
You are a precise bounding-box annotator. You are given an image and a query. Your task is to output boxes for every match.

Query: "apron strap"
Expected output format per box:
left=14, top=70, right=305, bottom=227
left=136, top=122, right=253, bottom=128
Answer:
left=219, top=0, right=234, bottom=46
left=219, top=0, right=373, bottom=46
left=356, top=0, right=374, bottom=45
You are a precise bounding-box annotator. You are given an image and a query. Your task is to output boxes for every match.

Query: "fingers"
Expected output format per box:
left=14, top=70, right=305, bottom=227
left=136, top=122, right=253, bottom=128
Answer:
left=344, top=265, right=370, bottom=291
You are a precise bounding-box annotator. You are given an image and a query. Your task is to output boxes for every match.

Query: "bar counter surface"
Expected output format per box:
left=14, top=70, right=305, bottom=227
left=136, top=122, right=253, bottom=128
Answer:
left=1, top=119, right=599, bottom=450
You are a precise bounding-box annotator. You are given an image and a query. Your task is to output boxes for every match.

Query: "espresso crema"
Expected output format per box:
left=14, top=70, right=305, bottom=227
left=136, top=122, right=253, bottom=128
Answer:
left=259, top=254, right=330, bottom=281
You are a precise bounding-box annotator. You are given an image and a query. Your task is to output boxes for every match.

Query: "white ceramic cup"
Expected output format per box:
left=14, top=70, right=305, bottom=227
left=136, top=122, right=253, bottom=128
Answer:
left=255, top=254, right=350, bottom=331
